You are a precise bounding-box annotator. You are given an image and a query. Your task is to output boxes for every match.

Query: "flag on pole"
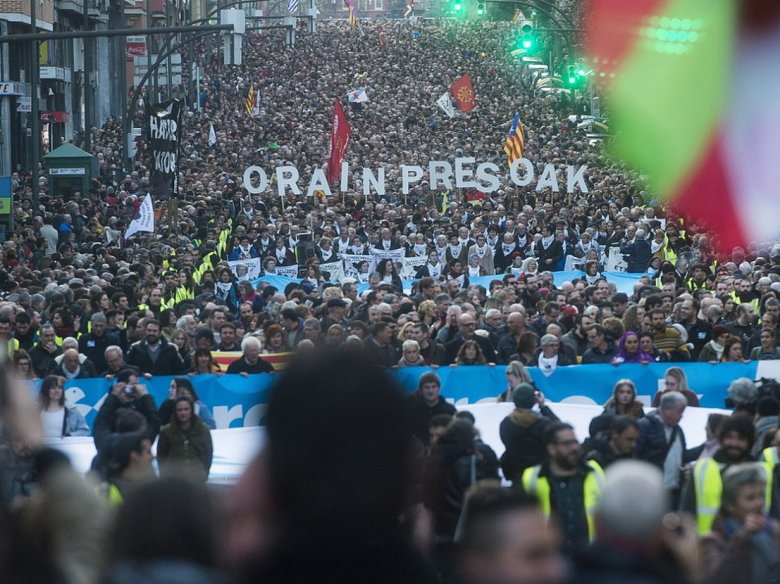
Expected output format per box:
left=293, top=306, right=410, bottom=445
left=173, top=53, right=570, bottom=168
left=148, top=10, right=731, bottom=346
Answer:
left=326, top=99, right=352, bottom=184
left=503, top=113, right=525, bottom=167
left=288, top=0, right=299, bottom=14
left=586, top=0, right=780, bottom=251
left=245, top=84, right=256, bottom=116
left=344, top=0, right=358, bottom=26
left=347, top=89, right=369, bottom=103
left=436, top=92, right=455, bottom=118
left=450, top=73, right=476, bottom=112
left=125, top=194, right=155, bottom=240
left=404, top=0, right=414, bottom=18
left=208, top=123, right=217, bottom=147
left=441, top=190, right=449, bottom=214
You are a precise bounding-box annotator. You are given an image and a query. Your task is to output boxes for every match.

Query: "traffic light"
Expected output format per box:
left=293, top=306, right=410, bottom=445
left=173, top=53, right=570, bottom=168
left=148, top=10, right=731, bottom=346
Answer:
left=476, top=2, right=484, bottom=15
left=566, top=65, right=578, bottom=87
left=519, top=20, right=535, bottom=51
left=453, top=0, right=462, bottom=11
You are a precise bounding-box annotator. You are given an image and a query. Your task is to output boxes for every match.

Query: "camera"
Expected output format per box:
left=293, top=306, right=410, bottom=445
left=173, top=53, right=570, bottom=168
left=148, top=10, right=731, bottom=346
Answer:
left=123, top=384, right=135, bottom=395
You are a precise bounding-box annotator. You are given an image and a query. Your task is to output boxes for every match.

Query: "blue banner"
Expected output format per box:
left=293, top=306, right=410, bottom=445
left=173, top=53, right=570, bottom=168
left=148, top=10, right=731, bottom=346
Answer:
left=46, top=361, right=755, bottom=431
left=253, top=270, right=644, bottom=296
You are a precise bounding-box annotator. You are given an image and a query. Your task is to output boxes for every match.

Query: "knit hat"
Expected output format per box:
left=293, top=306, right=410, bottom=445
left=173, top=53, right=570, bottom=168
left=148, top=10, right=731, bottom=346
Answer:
left=513, top=383, right=537, bottom=409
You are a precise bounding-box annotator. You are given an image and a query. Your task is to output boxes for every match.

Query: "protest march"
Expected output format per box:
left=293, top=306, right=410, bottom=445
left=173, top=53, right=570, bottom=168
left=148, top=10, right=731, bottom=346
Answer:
left=2, top=1, right=780, bottom=583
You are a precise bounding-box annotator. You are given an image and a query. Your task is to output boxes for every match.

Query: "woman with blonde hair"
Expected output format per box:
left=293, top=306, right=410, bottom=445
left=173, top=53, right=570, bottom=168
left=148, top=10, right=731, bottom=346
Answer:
left=498, top=360, right=535, bottom=402
left=651, top=366, right=700, bottom=407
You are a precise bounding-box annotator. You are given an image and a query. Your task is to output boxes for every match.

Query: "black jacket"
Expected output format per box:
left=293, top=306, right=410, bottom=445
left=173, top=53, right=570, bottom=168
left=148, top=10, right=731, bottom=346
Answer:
left=226, top=356, right=274, bottom=374
left=635, top=413, right=690, bottom=470
left=127, top=338, right=185, bottom=376
left=499, top=406, right=559, bottom=484
left=29, top=343, right=62, bottom=378
left=92, top=393, right=161, bottom=453
left=79, top=331, right=120, bottom=374
left=620, top=238, right=653, bottom=273
left=407, top=394, right=456, bottom=445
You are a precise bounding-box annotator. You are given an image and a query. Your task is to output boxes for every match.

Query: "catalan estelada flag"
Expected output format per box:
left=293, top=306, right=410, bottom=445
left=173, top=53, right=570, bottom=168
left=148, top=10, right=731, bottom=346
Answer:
left=245, top=84, right=256, bottom=116
left=586, top=0, right=780, bottom=251
left=503, top=113, right=525, bottom=167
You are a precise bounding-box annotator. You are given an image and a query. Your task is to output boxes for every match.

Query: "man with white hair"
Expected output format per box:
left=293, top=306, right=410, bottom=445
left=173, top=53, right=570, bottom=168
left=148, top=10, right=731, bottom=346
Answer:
left=619, top=227, right=652, bottom=273
left=226, top=336, right=273, bottom=376
left=571, top=461, right=700, bottom=582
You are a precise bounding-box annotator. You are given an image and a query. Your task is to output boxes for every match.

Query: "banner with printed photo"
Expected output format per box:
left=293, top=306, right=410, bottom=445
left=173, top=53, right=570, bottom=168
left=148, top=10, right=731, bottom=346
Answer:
left=276, top=264, right=300, bottom=279
left=341, top=254, right=375, bottom=280
left=606, top=247, right=628, bottom=272
left=319, top=260, right=344, bottom=282
left=229, top=258, right=263, bottom=281
left=401, top=256, right=428, bottom=280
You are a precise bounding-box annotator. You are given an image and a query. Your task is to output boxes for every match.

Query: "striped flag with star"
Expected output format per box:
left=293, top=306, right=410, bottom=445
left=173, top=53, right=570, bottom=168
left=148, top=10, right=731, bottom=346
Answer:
left=503, top=113, right=525, bottom=167
left=344, top=0, right=358, bottom=26
left=404, top=0, right=414, bottom=18
left=245, top=84, right=256, bottom=116
left=288, top=0, right=299, bottom=14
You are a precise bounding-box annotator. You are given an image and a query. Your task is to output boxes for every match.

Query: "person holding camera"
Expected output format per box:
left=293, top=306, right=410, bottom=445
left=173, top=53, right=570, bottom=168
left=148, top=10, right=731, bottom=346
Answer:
left=92, top=369, right=161, bottom=456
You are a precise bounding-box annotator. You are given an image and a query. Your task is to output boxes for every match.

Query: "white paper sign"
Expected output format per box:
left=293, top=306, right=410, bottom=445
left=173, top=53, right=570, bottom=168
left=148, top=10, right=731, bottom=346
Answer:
left=229, top=258, right=262, bottom=281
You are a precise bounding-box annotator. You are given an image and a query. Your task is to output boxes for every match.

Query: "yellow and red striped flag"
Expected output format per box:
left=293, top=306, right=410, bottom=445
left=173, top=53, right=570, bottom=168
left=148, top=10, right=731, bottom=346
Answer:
left=211, top=350, right=294, bottom=371
left=245, top=84, right=256, bottom=116
left=503, top=113, right=525, bottom=167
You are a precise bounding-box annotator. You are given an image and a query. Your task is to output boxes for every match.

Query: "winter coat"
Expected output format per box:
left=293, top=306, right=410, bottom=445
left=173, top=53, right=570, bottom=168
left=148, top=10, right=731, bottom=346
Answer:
left=127, top=338, right=185, bottom=376
left=157, top=415, right=214, bottom=482
left=499, top=406, right=559, bottom=484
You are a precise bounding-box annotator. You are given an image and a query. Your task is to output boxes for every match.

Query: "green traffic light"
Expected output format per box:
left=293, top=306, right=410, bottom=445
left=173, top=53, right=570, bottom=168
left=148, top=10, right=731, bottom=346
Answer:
left=568, top=77, right=577, bottom=85
left=477, top=3, right=484, bottom=14
left=522, top=38, right=532, bottom=49
left=577, top=69, right=586, bottom=76
left=454, top=1, right=461, bottom=10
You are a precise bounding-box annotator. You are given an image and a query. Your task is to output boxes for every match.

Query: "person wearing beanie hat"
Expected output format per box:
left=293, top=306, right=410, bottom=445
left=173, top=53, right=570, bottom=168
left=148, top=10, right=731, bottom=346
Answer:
left=499, top=382, right=559, bottom=486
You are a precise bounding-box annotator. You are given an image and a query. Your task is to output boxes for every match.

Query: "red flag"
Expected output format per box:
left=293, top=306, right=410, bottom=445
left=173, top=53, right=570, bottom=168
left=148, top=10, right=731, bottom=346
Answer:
left=326, top=99, right=352, bottom=184
left=450, top=73, right=476, bottom=112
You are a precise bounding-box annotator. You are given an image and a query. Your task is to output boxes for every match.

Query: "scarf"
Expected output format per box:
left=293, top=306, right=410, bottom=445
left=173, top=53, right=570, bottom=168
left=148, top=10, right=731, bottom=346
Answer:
left=216, top=281, right=233, bottom=300
left=436, top=245, right=448, bottom=258
left=468, top=265, right=481, bottom=277
left=448, top=242, right=463, bottom=257
left=474, top=243, right=488, bottom=258
left=710, top=340, right=725, bottom=359
left=449, top=273, right=465, bottom=288
left=413, top=243, right=428, bottom=256
left=63, top=365, right=81, bottom=380
left=237, top=245, right=253, bottom=259
left=537, top=354, right=558, bottom=377
left=501, top=243, right=516, bottom=256
left=427, top=262, right=441, bottom=279
left=651, top=239, right=665, bottom=253
left=319, top=246, right=334, bottom=260
left=381, top=239, right=392, bottom=250
left=517, top=234, right=528, bottom=248
left=276, top=248, right=287, bottom=263
left=541, top=234, right=554, bottom=249
left=486, top=234, right=499, bottom=247
left=458, top=237, right=470, bottom=246
left=350, top=245, right=364, bottom=254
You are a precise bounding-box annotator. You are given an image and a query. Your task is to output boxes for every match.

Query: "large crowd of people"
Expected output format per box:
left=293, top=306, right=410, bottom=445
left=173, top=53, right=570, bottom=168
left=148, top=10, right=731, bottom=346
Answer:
left=1, top=14, right=780, bottom=584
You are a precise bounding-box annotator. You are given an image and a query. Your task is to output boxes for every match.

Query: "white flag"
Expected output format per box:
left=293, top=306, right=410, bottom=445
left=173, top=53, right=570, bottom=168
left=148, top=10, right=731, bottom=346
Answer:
left=208, top=123, right=217, bottom=147
left=124, top=194, right=155, bottom=239
left=436, top=92, right=455, bottom=118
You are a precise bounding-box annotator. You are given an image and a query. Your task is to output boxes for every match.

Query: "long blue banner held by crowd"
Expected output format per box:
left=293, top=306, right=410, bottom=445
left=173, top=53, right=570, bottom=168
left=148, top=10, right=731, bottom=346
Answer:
left=50, top=361, right=759, bottom=430
left=253, top=270, right=645, bottom=296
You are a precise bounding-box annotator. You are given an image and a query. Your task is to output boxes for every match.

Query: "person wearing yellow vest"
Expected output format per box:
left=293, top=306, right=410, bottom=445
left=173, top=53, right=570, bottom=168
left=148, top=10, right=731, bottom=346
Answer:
left=521, top=421, right=605, bottom=557
left=700, top=463, right=780, bottom=584
left=99, top=430, right=155, bottom=505
left=680, top=414, right=774, bottom=535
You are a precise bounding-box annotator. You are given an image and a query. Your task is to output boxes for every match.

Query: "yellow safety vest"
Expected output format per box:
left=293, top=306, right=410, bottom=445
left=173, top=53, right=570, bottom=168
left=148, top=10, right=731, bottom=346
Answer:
left=693, top=458, right=773, bottom=535
left=522, top=460, right=605, bottom=541
left=760, top=447, right=780, bottom=472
